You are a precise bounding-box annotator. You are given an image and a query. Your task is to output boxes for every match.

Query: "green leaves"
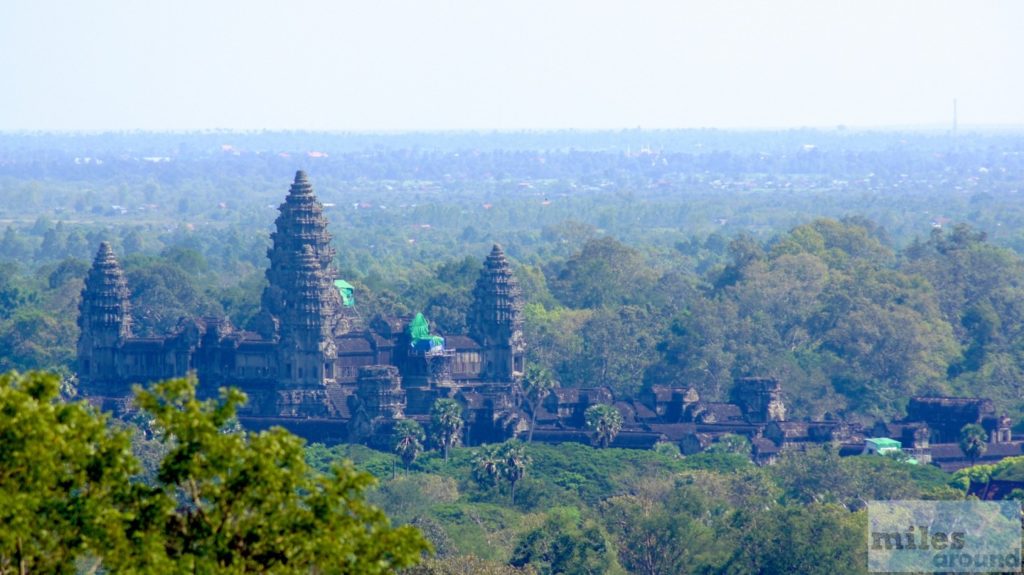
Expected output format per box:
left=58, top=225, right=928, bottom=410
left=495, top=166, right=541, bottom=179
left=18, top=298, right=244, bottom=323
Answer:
left=0, top=371, right=139, bottom=573
left=431, top=399, right=464, bottom=463
left=959, top=423, right=988, bottom=466
left=0, top=371, right=430, bottom=573
left=471, top=440, right=531, bottom=503
left=395, top=418, right=426, bottom=472
left=584, top=404, right=623, bottom=448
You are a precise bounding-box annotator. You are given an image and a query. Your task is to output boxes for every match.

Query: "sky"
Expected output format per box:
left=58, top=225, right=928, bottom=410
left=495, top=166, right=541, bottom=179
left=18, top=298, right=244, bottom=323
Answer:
left=2, top=0, right=1022, bottom=132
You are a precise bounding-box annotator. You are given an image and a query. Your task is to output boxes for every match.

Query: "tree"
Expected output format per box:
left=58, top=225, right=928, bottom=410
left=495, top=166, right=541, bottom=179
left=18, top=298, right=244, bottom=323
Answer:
left=960, top=423, right=988, bottom=467
left=0, top=371, right=141, bottom=574
left=549, top=236, right=655, bottom=309
left=472, top=444, right=502, bottom=488
left=585, top=404, right=623, bottom=448
left=394, top=418, right=426, bottom=476
left=22, top=374, right=441, bottom=571
left=130, top=375, right=429, bottom=573
left=726, top=504, right=867, bottom=575
left=510, top=507, right=623, bottom=575
left=521, top=364, right=558, bottom=442
left=431, top=398, right=464, bottom=463
left=602, top=493, right=720, bottom=575
left=406, top=555, right=538, bottom=575
left=576, top=306, right=660, bottom=398
left=499, top=440, right=531, bottom=504
left=706, top=433, right=752, bottom=456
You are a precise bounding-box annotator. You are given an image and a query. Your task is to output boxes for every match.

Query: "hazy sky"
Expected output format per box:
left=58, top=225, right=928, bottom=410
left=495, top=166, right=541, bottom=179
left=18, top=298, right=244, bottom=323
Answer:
left=2, top=0, right=1022, bottom=131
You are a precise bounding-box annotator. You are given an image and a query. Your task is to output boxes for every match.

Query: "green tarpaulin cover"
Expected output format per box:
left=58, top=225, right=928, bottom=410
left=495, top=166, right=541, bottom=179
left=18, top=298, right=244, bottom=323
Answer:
left=408, top=312, right=444, bottom=349
left=334, top=279, right=355, bottom=306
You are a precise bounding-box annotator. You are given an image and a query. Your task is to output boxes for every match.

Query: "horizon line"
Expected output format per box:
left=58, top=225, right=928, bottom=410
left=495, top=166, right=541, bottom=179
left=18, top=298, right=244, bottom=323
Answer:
left=3, top=123, right=1024, bottom=136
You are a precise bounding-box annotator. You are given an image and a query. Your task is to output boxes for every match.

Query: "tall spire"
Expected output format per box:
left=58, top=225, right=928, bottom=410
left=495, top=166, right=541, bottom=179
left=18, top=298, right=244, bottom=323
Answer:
left=262, top=171, right=343, bottom=323
left=470, top=244, right=524, bottom=334
left=78, top=242, right=132, bottom=339
left=78, top=241, right=132, bottom=383
left=469, top=244, right=526, bottom=380
left=281, top=245, right=332, bottom=341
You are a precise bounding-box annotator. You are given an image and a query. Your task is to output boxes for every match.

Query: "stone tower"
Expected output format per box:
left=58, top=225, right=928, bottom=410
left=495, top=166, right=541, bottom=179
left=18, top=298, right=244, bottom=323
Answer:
left=260, top=170, right=349, bottom=333
left=77, top=242, right=132, bottom=391
left=355, top=365, right=406, bottom=419
left=277, top=244, right=338, bottom=387
left=348, top=365, right=407, bottom=448
left=468, top=244, right=525, bottom=381
left=732, top=377, right=786, bottom=423
left=258, top=170, right=350, bottom=388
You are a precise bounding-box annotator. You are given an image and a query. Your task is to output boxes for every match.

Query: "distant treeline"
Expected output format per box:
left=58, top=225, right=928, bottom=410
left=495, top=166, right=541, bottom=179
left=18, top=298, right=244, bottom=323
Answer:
left=2, top=131, right=1024, bottom=425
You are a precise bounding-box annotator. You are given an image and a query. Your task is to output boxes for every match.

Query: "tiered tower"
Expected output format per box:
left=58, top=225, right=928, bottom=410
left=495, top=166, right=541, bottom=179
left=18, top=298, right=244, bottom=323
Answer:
left=259, top=171, right=347, bottom=388
left=262, top=170, right=344, bottom=322
left=355, top=365, right=406, bottom=419
left=732, top=377, right=786, bottom=423
left=77, top=242, right=132, bottom=392
left=468, top=244, right=526, bottom=381
left=348, top=365, right=407, bottom=447
left=277, top=244, right=338, bottom=387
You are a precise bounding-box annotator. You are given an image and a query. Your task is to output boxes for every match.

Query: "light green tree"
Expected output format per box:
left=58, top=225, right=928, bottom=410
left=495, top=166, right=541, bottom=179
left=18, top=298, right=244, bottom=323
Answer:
left=585, top=404, right=623, bottom=448
left=132, top=375, right=430, bottom=573
left=0, top=371, right=144, bottom=574
left=0, top=371, right=429, bottom=574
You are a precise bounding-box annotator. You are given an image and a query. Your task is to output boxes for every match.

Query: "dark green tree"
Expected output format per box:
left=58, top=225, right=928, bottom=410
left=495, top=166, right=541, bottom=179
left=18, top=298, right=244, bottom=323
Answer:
left=472, top=443, right=502, bottom=488
left=394, top=418, right=426, bottom=475
left=959, top=423, right=988, bottom=467
left=521, top=363, right=558, bottom=442
left=430, top=398, right=463, bottom=463
left=510, top=507, right=622, bottom=575
left=499, top=440, right=530, bottom=504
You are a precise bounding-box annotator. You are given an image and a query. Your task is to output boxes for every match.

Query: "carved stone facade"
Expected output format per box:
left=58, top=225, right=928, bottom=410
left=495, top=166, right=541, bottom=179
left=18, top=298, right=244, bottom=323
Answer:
left=76, top=171, right=528, bottom=444
left=468, top=244, right=525, bottom=381
left=76, top=171, right=1022, bottom=470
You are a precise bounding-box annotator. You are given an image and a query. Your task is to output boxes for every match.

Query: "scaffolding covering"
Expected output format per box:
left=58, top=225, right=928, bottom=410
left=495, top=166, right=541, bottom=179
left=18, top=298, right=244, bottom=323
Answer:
left=334, top=279, right=355, bottom=306
left=408, top=312, right=444, bottom=351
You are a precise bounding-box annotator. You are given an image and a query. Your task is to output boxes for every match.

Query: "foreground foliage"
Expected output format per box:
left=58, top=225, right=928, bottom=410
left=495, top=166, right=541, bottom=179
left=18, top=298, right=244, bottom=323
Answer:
left=0, top=371, right=428, bottom=573
left=302, top=439, right=968, bottom=575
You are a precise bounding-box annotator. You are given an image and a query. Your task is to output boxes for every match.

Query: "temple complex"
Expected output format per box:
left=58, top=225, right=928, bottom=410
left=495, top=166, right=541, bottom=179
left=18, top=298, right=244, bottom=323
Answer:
left=77, top=171, right=527, bottom=443
left=76, top=171, right=1024, bottom=476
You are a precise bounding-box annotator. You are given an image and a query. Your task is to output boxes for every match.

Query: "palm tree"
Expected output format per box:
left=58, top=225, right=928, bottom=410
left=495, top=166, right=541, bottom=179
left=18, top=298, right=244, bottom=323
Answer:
left=430, top=398, right=463, bottom=463
left=499, top=440, right=530, bottom=504
left=521, top=364, right=558, bottom=443
left=471, top=444, right=502, bottom=488
left=960, top=423, right=988, bottom=467
left=585, top=404, right=623, bottom=448
left=393, top=419, right=425, bottom=476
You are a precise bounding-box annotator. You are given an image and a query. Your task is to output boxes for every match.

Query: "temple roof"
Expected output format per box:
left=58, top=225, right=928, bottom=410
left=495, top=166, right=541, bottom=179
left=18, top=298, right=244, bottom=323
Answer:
left=79, top=241, right=132, bottom=335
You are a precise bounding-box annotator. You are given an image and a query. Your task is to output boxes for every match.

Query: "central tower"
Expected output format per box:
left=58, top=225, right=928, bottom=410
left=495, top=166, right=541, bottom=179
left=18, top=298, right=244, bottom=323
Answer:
left=468, top=244, right=526, bottom=381
left=260, top=171, right=345, bottom=388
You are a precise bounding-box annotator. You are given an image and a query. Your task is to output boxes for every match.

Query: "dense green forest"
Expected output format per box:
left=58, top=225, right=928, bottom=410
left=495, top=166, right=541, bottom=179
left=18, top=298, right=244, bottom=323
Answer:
left=3, top=130, right=1024, bottom=572
left=3, top=130, right=1024, bottom=422
left=6, top=369, right=1022, bottom=574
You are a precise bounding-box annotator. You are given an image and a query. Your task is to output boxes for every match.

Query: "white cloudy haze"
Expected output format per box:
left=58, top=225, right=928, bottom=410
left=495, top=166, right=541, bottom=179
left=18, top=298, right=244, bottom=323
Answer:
left=2, top=0, right=1022, bottom=131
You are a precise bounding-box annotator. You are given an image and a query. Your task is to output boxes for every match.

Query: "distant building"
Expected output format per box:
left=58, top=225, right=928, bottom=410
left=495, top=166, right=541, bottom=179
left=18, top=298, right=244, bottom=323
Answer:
left=75, top=172, right=1024, bottom=473
left=77, top=171, right=527, bottom=444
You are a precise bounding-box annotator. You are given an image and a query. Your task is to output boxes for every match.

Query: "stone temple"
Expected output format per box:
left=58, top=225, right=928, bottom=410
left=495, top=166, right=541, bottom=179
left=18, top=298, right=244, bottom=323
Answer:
left=78, top=171, right=528, bottom=445
left=76, top=172, right=1024, bottom=472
